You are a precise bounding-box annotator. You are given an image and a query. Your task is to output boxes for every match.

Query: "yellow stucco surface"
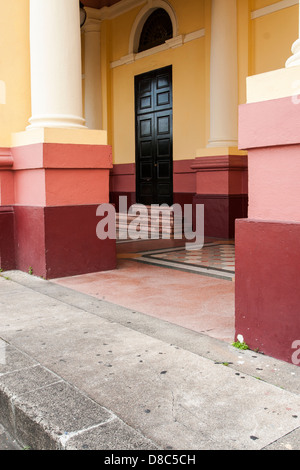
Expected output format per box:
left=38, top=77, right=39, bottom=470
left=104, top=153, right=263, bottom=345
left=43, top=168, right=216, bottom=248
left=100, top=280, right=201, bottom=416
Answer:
left=251, top=4, right=298, bottom=74
left=111, top=37, right=206, bottom=164
left=0, top=0, right=31, bottom=147
left=106, top=0, right=298, bottom=164
left=0, top=0, right=298, bottom=159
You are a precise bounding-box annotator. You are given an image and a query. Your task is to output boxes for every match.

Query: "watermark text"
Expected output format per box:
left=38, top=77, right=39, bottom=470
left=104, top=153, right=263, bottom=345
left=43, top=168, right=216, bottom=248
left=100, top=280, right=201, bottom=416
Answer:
left=96, top=197, right=204, bottom=250
left=291, top=340, right=300, bottom=365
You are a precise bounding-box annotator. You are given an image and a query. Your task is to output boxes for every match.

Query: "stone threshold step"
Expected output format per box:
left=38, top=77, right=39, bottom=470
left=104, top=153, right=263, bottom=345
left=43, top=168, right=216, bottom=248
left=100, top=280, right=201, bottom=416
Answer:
left=0, top=343, right=157, bottom=451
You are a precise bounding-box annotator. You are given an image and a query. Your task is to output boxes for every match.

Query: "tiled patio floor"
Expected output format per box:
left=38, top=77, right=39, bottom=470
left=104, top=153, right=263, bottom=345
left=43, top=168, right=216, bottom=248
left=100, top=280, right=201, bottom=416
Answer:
left=53, top=238, right=235, bottom=343
left=133, top=241, right=235, bottom=281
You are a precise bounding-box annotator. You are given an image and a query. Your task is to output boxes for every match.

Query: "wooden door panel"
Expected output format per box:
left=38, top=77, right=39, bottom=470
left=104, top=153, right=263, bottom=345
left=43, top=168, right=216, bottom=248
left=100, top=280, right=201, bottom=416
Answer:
left=135, top=66, right=173, bottom=205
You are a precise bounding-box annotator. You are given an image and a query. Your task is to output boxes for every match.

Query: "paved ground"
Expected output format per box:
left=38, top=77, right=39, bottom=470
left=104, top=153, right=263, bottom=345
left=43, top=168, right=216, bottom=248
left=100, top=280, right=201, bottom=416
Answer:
left=54, top=239, right=235, bottom=343
left=0, top=424, right=21, bottom=450
left=0, top=270, right=299, bottom=451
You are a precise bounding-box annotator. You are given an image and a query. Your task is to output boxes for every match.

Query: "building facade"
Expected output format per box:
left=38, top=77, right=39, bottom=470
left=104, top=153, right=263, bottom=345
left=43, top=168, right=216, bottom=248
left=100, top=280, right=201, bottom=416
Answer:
left=0, top=0, right=300, bottom=364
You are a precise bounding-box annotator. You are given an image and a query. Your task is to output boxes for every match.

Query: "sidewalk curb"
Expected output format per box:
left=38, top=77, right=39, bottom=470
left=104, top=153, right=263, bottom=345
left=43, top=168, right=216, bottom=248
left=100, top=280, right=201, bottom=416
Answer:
left=0, top=343, right=158, bottom=450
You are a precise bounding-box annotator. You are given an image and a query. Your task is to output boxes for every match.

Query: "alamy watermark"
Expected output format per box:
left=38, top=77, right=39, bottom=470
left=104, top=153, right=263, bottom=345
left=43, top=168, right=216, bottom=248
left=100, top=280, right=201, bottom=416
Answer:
left=96, top=196, right=204, bottom=250
left=291, top=340, right=300, bottom=366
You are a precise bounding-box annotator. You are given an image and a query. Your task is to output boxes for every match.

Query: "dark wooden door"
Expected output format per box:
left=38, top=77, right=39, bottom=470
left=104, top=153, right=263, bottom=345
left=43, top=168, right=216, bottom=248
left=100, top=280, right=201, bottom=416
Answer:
left=135, top=66, right=173, bottom=205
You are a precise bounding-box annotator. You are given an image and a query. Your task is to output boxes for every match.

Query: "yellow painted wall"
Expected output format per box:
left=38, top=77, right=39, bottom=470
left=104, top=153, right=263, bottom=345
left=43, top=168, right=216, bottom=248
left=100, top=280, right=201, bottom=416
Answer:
left=0, top=0, right=298, bottom=156
left=250, top=0, right=298, bottom=74
left=111, top=35, right=207, bottom=164
left=0, top=0, right=31, bottom=147
left=107, top=0, right=298, bottom=165
left=108, top=0, right=207, bottom=164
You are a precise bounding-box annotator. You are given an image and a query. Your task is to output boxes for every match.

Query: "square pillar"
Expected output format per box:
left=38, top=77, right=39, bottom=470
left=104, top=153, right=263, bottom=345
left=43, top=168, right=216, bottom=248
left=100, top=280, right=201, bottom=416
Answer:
left=8, top=128, right=116, bottom=279
left=236, top=66, right=300, bottom=363
left=191, top=148, right=248, bottom=238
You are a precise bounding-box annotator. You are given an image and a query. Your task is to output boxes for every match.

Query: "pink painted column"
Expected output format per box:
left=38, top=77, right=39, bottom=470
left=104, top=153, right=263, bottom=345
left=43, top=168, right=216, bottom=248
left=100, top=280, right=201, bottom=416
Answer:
left=235, top=0, right=300, bottom=364
left=236, top=91, right=300, bottom=364
left=8, top=133, right=116, bottom=279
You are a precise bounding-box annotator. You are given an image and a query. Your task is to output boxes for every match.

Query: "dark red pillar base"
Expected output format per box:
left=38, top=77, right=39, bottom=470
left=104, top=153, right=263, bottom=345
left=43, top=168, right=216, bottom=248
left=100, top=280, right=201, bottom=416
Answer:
left=0, top=207, right=16, bottom=271
left=235, top=218, right=300, bottom=364
left=193, top=194, right=248, bottom=239
left=14, top=205, right=116, bottom=279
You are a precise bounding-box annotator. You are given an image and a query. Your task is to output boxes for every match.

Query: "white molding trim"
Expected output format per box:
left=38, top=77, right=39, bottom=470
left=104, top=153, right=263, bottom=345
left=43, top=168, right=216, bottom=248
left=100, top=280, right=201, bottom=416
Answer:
left=184, top=28, right=205, bottom=44
left=110, top=29, right=205, bottom=69
left=251, top=0, right=298, bottom=20
left=85, top=0, right=146, bottom=20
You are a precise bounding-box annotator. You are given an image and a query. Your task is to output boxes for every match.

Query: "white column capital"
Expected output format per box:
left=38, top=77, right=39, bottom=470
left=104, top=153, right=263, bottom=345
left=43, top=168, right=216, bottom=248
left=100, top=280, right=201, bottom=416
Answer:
left=28, top=0, right=86, bottom=130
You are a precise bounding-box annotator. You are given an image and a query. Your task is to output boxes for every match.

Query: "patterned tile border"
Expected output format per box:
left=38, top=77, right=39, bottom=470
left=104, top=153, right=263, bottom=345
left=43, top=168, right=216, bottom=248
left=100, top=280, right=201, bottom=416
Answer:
left=133, top=243, right=235, bottom=281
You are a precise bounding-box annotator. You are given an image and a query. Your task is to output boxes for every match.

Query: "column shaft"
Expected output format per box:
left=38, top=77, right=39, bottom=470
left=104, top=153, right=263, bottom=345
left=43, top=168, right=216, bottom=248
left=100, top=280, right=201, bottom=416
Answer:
left=208, top=0, right=238, bottom=148
left=83, top=20, right=102, bottom=130
left=28, top=0, right=85, bottom=129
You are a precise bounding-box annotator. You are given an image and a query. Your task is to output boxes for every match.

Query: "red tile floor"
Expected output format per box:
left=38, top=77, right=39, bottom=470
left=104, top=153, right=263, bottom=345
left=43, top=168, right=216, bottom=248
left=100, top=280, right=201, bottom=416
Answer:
left=53, top=238, right=235, bottom=343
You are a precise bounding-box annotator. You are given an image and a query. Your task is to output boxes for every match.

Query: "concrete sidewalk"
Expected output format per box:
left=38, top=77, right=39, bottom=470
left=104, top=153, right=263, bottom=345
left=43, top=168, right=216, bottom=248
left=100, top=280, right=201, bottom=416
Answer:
left=0, top=271, right=299, bottom=451
left=0, top=424, right=21, bottom=450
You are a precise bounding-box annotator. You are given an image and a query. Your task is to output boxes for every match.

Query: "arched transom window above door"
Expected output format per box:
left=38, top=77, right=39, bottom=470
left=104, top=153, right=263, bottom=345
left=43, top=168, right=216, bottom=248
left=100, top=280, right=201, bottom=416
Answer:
left=129, top=0, right=179, bottom=55
left=138, top=8, right=173, bottom=53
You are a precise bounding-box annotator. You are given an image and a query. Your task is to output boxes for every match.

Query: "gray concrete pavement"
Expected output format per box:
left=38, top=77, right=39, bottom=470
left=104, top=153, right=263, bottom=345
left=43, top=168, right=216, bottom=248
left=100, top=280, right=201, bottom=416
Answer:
left=0, top=270, right=299, bottom=451
left=0, top=424, right=21, bottom=450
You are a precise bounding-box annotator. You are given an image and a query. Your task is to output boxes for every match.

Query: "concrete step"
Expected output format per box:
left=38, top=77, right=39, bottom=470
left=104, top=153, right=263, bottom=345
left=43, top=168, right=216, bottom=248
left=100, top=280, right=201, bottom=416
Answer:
left=115, top=205, right=184, bottom=240
left=116, top=220, right=183, bottom=230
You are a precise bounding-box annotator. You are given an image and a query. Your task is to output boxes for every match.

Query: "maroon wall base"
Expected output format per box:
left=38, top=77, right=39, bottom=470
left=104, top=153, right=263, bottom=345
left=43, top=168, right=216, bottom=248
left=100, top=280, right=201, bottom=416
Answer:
left=193, top=194, right=248, bottom=239
left=110, top=191, right=195, bottom=212
left=14, top=205, right=116, bottom=279
left=110, top=192, right=136, bottom=212
left=0, top=207, right=16, bottom=271
left=235, top=219, right=300, bottom=364
left=109, top=161, right=196, bottom=212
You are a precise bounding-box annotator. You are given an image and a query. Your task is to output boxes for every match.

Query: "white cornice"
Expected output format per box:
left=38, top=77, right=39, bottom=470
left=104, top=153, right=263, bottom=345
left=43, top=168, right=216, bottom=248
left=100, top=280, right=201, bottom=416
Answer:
left=88, top=0, right=298, bottom=22
left=86, top=0, right=146, bottom=20
left=251, top=0, right=298, bottom=20
left=184, top=28, right=205, bottom=44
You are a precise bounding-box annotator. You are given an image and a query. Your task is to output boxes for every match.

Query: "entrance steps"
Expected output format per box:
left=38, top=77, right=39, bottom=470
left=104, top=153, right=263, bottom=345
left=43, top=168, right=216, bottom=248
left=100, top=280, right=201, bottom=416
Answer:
left=116, top=204, right=187, bottom=240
